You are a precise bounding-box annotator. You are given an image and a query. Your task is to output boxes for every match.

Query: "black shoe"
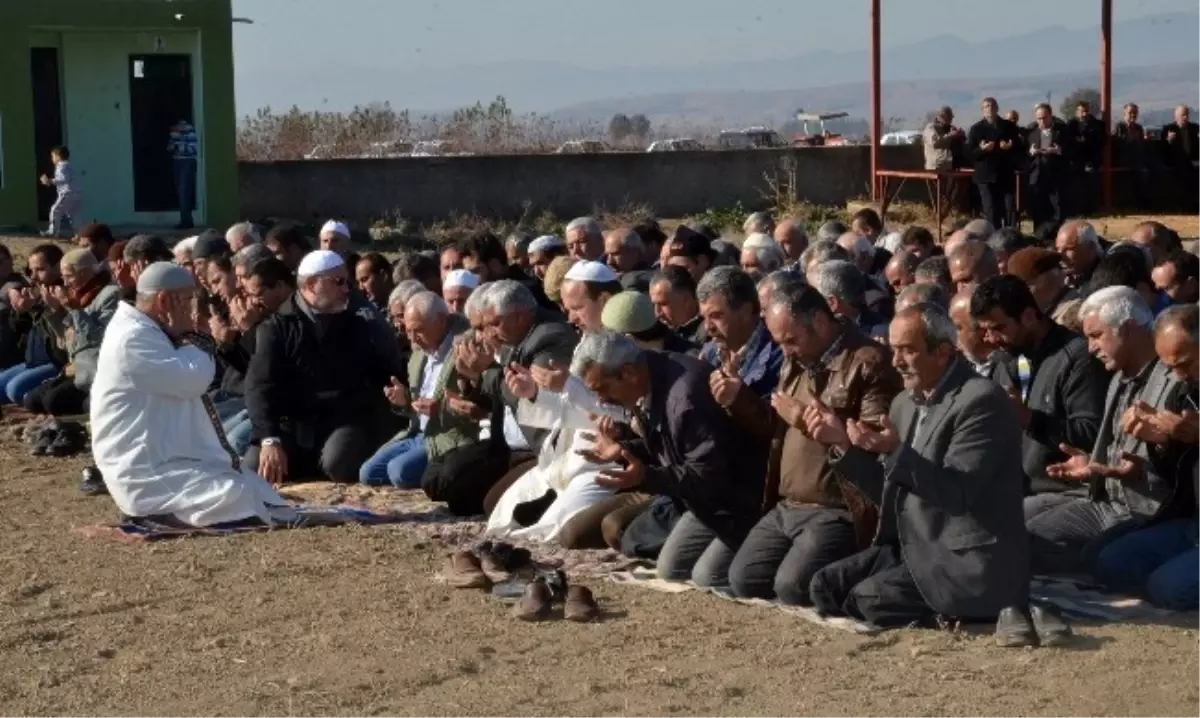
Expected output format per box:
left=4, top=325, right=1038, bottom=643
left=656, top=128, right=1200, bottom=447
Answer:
left=994, top=606, right=1038, bottom=647
left=79, top=466, right=108, bottom=496
left=1030, top=604, right=1072, bottom=647
left=48, top=426, right=85, bottom=457
left=30, top=428, right=58, bottom=456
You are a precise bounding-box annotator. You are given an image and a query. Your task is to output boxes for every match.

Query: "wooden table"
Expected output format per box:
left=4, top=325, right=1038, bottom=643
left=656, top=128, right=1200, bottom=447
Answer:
left=875, top=169, right=976, bottom=242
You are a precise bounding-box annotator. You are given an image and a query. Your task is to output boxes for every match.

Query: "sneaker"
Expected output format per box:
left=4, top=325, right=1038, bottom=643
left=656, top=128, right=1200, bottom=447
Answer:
left=1030, top=604, right=1072, bottom=647
left=564, top=585, right=600, bottom=623
left=445, top=550, right=490, bottom=589
left=79, top=466, right=108, bottom=496
left=994, top=606, right=1037, bottom=648
left=48, top=425, right=85, bottom=457
left=511, top=580, right=553, bottom=622
left=30, top=427, right=58, bottom=456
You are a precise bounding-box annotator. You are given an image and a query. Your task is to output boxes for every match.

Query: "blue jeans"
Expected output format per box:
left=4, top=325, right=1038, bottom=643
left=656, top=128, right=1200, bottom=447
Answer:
left=359, top=436, right=428, bottom=489
left=173, top=158, right=197, bottom=225
left=222, top=410, right=253, bottom=457
left=1092, top=517, right=1199, bottom=611
left=211, top=395, right=246, bottom=424
left=1, top=363, right=59, bottom=405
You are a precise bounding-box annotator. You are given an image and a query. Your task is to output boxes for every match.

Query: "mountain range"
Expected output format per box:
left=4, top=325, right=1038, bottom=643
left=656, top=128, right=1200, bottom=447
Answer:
left=236, top=10, right=1199, bottom=122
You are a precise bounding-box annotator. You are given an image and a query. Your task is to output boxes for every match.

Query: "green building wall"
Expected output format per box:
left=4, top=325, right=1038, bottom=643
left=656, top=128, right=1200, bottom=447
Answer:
left=0, top=0, right=237, bottom=229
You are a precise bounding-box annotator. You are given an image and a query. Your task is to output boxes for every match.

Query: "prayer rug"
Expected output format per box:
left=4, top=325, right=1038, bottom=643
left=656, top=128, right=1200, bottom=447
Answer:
left=76, top=505, right=402, bottom=544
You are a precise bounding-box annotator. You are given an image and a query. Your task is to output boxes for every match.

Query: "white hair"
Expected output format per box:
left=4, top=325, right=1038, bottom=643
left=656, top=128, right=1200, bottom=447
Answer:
left=463, top=281, right=494, bottom=318
left=898, top=303, right=958, bottom=348
left=569, top=330, right=645, bottom=378
left=225, top=221, right=260, bottom=245
left=837, top=232, right=875, bottom=260
left=405, top=290, right=449, bottom=319
left=808, top=259, right=864, bottom=308
left=744, top=244, right=785, bottom=273
left=388, top=279, right=426, bottom=308
left=481, top=279, right=538, bottom=316
left=1079, top=285, right=1154, bottom=331
left=565, top=217, right=603, bottom=241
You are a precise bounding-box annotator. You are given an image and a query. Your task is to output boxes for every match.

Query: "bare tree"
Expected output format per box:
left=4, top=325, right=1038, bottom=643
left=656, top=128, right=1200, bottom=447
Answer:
left=1060, top=88, right=1101, bottom=118
left=609, top=113, right=633, bottom=142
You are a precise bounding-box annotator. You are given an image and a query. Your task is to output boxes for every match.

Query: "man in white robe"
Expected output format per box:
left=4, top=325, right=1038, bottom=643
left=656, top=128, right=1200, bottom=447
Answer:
left=90, top=262, right=291, bottom=527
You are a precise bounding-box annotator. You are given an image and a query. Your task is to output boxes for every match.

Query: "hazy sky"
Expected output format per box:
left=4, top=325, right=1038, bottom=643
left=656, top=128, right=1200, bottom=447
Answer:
left=231, top=0, right=1194, bottom=71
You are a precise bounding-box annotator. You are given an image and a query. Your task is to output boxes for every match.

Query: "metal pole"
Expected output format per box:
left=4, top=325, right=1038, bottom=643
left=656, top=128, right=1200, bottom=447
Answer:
left=870, top=0, right=882, bottom=202
left=1101, top=0, right=1113, bottom=212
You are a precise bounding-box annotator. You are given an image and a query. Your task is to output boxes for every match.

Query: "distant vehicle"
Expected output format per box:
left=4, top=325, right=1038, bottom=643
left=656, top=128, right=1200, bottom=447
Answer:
left=410, top=140, right=462, bottom=157
left=717, top=127, right=787, bottom=150
left=792, top=111, right=851, bottom=146
left=881, top=131, right=923, bottom=146
left=303, top=144, right=332, bottom=160
left=554, top=140, right=609, bottom=154
left=364, top=140, right=414, bottom=158
left=646, top=138, right=704, bottom=152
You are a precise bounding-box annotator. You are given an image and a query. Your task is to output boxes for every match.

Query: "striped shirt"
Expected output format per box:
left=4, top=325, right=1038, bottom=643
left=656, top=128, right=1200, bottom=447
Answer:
left=168, top=123, right=199, bottom=160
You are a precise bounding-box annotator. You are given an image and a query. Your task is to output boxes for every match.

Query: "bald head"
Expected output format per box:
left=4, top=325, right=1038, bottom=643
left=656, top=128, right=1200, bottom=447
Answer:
left=884, top=249, right=920, bottom=293
left=1129, top=221, right=1180, bottom=267
left=948, top=240, right=997, bottom=292
left=836, top=231, right=874, bottom=272
left=944, top=229, right=969, bottom=259
left=1054, top=220, right=1101, bottom=284
left=773, top=219, right=808, bottom=262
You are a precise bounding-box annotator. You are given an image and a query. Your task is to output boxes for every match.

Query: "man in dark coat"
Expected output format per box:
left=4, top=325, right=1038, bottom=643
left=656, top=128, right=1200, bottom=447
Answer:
left=1025, top=103, right=1068, bottom=228
left=1162, top=104, right=1199, bottom=211
left=571, top=331, right=766, bottom=588
left=245, top=250, right=408, bottom=484
left=966, top=97, right=1020, bottom=229
left=1065, top=100, right=1107, bottom=216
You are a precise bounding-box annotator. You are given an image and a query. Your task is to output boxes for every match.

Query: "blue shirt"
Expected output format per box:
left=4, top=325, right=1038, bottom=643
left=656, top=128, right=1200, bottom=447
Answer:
left=699, top=320, right=783, bottom=399
left=169, top=123, right=199, bottom=160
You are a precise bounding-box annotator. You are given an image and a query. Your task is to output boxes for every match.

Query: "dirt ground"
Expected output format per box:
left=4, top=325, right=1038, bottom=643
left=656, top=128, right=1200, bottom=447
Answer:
left=0, top=216, right=1197, bottom=717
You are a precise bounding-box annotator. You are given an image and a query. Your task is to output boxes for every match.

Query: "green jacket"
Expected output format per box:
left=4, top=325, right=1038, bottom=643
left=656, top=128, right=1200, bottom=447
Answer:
left=398, top=313, right=480, bottom=460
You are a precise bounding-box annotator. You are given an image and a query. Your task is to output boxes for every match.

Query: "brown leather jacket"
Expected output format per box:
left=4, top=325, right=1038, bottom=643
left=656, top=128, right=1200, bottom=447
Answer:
left=725, top=325, right=903, bottom=548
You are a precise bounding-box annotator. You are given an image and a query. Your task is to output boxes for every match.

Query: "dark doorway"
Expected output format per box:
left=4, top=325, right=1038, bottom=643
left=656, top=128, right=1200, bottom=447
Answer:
left=128, top=54, right=194, bottom=212
left=30, top=48, right=64, bottom=222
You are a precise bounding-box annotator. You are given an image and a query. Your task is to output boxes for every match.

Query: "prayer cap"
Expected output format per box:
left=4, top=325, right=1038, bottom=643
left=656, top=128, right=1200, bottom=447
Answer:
left=742, top=232, right=778, bottom=250
left=193, top=229, right=230, bottom=260
left=297, top=249, right=345, bottom=277
left=564, top=260, right=618, bottom=284
left=321, top=219, right=351, bottom=238
left=444, top=269, right=481, bottom=290
left=528, top=235, right=564, bottom=253
left=136, top=261, right=196, bottom=293
left=124, top=234, right=172, bottom=262
left=602, top=291, right=657, bottom=334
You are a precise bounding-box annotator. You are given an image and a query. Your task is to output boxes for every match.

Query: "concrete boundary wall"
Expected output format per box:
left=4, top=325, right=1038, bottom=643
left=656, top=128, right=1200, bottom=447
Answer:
left=239, top=145, right=927, bottom=223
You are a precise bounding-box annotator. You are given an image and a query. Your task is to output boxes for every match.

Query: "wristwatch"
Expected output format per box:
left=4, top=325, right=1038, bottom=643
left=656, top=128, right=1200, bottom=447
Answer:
left=261, top=437, right=281, bottom=447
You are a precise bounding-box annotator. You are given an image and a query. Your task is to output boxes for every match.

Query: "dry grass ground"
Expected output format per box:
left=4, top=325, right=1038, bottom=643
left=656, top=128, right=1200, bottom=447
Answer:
left=0, top=216, right=1196, bottom=716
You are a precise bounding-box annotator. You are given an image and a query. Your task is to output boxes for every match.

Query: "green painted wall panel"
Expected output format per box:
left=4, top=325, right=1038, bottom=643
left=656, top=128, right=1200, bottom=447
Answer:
left=0, top=0, right=236, bottom=229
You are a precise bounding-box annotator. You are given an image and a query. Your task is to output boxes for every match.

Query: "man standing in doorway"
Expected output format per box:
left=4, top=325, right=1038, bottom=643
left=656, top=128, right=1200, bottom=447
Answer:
left=168, top=119, right=199, bottom=230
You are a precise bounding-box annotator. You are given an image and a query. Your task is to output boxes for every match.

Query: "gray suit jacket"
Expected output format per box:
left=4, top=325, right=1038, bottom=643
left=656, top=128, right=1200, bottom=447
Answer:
left=1088, top=360, right=1183, bottom=519
left=830, top=358, right=1030, bottom=618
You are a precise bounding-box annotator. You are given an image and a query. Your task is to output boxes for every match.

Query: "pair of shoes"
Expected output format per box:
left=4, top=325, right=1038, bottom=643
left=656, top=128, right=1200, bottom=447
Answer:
left=995, top=605, right=1072, bottom=648
left=475, top=540, right=533, bottom=583
left=20, top=417, right=55, bottom=444
left=79, top=466, right=108, bottom=496
left=513, top=581, right=599, bottom=623
left=29, top=421, right=86, bottom=457
left=445, top=542, right=536, bottom=588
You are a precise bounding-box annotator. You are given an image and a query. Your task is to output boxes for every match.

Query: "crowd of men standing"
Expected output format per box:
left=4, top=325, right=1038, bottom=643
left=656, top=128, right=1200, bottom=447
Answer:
left=5, top=201, right=1197, bottom=639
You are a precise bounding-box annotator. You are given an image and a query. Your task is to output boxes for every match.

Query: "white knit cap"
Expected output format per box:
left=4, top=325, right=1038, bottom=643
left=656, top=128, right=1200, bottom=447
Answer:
left=564, top=260, right=619, bottom=283
left=320, top=219, right=351, bottom=238
left=444, top=269, right=481, bottom=290
left=528, top=235, right=564, bottom=253
left=742, top=232, right=779, bottom=250
left=297, top=249, right=345, bottom=277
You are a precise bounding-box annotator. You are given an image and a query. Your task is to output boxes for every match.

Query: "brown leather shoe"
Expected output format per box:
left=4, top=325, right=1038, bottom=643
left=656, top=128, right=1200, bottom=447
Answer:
left=511, top=581, right=553, bottom=621
left=445, top=551, right=490, bottom=589
left=479, top=552, right=513, bottom=583
left=564, top=585, right=600, bottom=622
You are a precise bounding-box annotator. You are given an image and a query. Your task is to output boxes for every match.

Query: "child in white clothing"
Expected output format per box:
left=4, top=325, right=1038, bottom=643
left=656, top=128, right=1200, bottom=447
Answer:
left=39, top=146, right=81, bottom=238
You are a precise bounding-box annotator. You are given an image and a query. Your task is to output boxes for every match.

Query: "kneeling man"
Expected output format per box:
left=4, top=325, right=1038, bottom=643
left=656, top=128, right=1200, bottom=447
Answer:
left=805, top=304, right=1043, bottom=641
left=90, top=263, right=289, bottom=527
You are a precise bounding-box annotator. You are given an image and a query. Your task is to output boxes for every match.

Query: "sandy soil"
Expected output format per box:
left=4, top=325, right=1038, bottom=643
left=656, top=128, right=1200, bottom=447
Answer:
left=0, top=429, right=1196, bottom=717
left=0, top=216, right=1196, bottom=716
